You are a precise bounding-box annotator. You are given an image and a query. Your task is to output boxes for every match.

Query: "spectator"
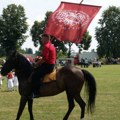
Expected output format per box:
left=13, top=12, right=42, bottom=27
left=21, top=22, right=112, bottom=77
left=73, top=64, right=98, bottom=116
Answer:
left=7, top=71, right=14, bottom=91
left=13, top=72, right=19, bottom=91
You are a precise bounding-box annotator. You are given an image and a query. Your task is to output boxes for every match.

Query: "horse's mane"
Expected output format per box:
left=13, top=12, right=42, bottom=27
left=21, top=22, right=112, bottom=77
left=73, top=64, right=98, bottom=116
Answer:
left=16, top=53, right=33, bottom=77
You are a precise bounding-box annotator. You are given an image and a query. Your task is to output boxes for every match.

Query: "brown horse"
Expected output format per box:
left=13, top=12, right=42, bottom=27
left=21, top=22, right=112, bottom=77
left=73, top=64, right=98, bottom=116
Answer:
left=1, top=51, right=96, bottom=120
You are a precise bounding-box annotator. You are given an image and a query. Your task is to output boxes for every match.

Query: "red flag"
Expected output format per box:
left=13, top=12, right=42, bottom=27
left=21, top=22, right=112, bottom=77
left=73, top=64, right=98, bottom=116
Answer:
left=44, top=2, right=101, bottom=43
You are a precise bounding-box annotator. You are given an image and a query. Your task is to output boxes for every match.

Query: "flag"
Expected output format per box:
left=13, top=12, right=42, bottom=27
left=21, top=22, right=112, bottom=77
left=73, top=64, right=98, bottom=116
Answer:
left=44, top=2, right=101, bottom=43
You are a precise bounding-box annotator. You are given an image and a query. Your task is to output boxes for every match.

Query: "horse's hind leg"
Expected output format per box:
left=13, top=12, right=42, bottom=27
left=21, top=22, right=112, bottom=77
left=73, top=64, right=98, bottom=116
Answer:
left=63, top=92, right=75, bottom=120
left=74, top=94, right=86, bottom=120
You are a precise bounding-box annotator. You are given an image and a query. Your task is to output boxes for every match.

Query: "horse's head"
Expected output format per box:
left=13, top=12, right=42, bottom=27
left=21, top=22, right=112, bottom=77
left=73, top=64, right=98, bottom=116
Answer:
left=1, top=51, right=33, bottom=77
left=1, top=51, right=18, bottom=76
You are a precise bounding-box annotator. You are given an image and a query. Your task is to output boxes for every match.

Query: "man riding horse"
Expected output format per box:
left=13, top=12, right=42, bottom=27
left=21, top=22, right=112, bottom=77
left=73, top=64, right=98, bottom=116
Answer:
left=26, top=33, right=56, bottom=98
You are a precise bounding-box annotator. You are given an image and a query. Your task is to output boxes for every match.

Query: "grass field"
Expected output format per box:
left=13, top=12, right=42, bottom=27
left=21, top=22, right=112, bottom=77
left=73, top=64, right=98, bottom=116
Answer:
left=0, top=65, right=120, bottom=120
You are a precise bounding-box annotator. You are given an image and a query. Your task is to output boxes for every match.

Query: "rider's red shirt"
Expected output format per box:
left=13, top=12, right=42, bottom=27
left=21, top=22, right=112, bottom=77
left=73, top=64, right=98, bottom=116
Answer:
left=41, top=41, right=56, bottom=64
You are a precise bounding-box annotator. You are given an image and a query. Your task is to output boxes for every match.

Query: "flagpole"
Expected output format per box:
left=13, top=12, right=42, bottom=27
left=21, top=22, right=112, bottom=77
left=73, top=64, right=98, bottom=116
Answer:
left=80, top=0, right=84, bottom=4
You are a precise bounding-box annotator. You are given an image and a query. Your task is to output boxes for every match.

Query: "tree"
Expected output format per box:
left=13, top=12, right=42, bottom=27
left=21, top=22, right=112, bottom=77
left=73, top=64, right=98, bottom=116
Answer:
left=30, top=11, right=67, bottom=58
left=30, top=20, right=45, bottom=47
left=0, top=4, right=28, bottom=56
left=76, top=31, right=92, bottom=53
left=30, top=11, right=52, bottom=47
left=95, top=6, right=120, bottom=59
left=0, top=45, right=6, bottom=57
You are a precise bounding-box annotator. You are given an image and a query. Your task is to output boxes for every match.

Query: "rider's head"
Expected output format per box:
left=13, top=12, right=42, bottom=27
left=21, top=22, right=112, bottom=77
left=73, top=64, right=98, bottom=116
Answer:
left=41, top=34, right=51, bottom=45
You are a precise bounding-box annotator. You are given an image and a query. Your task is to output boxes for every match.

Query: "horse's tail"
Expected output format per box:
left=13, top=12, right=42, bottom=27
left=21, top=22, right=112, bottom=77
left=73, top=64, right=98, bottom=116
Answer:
left=82, top=69, right=96, bottom=113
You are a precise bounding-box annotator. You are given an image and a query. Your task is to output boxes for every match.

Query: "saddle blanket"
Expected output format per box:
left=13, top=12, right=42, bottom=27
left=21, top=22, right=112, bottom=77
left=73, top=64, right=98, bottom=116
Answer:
left=42, top=69, right=56, bottom=83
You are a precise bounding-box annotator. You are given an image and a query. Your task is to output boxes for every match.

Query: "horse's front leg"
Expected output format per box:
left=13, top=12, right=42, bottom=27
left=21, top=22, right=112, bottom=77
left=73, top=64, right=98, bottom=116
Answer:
left=16, top=96, right=28, bottom=120
left=28, top=99, right=34, bottom=120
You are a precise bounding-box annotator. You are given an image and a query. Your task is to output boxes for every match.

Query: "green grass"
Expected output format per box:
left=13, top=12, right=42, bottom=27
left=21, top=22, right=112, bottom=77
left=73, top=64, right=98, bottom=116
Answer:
left=0, top=65, right=120, bottom=120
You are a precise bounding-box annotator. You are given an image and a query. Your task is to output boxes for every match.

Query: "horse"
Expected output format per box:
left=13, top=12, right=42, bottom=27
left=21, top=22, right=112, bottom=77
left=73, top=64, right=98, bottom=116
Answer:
left=1, top=51, right=96, bottom=120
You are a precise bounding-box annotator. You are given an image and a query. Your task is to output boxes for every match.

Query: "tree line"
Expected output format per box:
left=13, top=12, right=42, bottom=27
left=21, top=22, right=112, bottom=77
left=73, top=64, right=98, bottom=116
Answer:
left=95, top=6, right=120, bottom=59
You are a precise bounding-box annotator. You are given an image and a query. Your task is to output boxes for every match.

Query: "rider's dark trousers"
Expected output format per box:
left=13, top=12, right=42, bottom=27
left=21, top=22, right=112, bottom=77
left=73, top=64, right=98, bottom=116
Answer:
left=32, top=63, right=54, bottom=94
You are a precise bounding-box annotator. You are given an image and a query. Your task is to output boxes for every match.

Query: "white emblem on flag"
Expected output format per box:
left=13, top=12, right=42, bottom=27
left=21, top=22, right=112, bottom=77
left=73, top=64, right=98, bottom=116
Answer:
left=52, top=10, right=90, bottom=29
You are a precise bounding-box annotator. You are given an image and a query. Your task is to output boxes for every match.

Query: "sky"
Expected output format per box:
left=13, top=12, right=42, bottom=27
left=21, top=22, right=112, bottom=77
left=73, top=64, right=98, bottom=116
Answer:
left=0, top=0, right=120, bottom=53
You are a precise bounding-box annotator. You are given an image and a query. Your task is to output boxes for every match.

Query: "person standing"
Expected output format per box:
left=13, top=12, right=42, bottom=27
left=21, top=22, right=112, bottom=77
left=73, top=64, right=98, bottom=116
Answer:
left=7, top=71, right=14, bottom=91
left=13, top=72, right=19, bottom=91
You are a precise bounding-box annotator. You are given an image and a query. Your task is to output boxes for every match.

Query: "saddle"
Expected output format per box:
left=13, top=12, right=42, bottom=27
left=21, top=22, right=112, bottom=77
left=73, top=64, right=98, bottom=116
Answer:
left=42, top=69, right=56, bottom=83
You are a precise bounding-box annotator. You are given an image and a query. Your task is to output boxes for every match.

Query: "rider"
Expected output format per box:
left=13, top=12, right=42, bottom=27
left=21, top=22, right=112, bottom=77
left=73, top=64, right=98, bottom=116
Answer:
left=30, top=33, right=56, bottom=98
